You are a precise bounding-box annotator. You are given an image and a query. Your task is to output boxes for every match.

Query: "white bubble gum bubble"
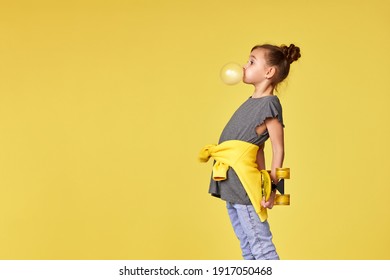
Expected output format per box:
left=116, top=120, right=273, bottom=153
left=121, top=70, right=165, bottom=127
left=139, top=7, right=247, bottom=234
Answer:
left=220, top=62, right=243, bottom=85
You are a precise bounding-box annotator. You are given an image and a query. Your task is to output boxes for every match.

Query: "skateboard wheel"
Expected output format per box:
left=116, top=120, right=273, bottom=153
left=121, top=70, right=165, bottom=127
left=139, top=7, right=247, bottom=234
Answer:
left=274, top=194, right=290, bottom=205
left=276, top=168, right=290, bottom=179
left=260, top=170, right=272, bottom=201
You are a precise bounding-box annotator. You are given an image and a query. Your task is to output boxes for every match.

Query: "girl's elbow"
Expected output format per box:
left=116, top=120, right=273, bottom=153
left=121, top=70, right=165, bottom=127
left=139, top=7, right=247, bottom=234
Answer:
left=273, top=148, right=284, bottom=160
left=273, top=145, right=284, bottom=155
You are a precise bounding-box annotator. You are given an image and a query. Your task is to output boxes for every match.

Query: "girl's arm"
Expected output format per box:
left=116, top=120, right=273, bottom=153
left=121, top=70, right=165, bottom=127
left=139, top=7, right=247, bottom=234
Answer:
left=256, top=143, right=265, bottom=170
left=266, top=117, right=285, bottom=183
left=256, top=142, right=276, bottom=209
left=261, top=117, right=284, bottom=209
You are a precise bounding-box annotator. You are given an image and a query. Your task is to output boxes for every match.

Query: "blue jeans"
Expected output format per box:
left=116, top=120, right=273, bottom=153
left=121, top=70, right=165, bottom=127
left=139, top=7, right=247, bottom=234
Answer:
left=226, top=202, right=279, bottom=260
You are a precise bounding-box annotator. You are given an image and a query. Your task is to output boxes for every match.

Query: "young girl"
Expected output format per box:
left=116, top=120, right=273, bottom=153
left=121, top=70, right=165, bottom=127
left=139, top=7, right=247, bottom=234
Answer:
left=200, top=43, right=301, bottom=260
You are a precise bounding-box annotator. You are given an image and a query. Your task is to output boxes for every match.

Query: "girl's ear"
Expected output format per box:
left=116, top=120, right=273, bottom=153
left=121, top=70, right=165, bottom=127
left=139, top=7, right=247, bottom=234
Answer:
left=265, top=66, right=276, bottom=79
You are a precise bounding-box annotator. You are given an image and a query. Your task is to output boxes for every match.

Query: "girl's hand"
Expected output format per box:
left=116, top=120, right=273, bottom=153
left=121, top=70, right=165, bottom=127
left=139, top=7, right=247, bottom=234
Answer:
left=261, top=190, right=276, bottom=209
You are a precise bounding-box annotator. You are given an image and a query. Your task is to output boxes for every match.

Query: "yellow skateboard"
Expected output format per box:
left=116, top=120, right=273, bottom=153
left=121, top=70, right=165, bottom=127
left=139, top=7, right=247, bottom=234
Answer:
left=260, top=168, right=290, bottom=205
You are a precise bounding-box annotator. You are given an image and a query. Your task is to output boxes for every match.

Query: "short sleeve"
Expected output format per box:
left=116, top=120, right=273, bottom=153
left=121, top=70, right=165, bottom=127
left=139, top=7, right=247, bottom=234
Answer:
left=257, top=97, right=284, bottom=127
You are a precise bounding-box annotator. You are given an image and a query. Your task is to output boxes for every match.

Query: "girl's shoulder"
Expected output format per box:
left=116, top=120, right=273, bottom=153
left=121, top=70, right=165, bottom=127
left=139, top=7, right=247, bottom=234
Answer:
left=248, top=95, right=281, bottom=106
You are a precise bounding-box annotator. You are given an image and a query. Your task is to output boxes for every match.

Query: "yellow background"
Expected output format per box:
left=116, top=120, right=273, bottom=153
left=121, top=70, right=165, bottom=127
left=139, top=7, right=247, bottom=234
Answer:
left=1, top=0, right=389, bottom=259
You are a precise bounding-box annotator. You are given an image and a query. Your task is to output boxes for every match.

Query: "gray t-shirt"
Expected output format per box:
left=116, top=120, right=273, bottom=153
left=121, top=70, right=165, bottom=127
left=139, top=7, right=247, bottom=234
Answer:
left=208, top=95, right=284, bottom=204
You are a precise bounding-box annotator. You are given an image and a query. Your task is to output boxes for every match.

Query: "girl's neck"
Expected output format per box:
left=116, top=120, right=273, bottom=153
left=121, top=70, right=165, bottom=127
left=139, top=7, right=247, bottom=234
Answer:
left=251, top=83, right=274, bottom=98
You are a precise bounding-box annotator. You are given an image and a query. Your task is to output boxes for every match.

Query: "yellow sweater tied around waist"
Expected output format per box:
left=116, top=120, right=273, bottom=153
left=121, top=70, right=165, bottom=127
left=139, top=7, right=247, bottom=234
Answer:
left=199, top=140, right=268, bottom=222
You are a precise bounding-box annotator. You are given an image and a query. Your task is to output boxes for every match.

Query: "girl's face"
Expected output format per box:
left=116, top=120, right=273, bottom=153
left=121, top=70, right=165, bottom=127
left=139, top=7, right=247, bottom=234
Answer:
left=243, top=48, right=270, bottom=85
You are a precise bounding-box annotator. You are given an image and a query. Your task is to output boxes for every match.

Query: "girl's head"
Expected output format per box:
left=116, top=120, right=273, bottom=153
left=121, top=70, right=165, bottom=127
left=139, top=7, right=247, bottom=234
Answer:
left=244, top=44, right=301, bottom=89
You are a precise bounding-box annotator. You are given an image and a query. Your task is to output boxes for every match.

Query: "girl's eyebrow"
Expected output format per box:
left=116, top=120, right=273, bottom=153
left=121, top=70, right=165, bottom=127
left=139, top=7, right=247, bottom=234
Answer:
left=250, top=55, right=257, bottom=60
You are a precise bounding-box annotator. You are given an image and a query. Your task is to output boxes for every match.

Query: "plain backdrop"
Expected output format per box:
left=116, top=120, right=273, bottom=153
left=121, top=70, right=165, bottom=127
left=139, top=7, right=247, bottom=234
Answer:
left=0, top=0, right=389, bottom=259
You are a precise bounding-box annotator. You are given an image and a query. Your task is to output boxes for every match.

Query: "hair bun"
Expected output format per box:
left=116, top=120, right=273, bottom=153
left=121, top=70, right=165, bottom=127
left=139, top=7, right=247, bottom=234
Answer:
left=281, top=44, right=301, bottom=64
